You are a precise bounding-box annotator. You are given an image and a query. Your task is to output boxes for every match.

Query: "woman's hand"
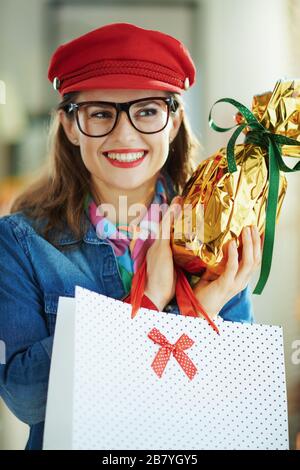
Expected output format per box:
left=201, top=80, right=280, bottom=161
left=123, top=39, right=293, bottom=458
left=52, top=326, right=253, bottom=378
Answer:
left=144, top=196, right=182, bottom=311
left=192, top=225, right=262, bottom=318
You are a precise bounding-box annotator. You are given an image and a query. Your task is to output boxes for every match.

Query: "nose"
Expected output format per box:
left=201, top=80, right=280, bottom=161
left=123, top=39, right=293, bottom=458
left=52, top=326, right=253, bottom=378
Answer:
left=112, top=109, right=136, bottom=136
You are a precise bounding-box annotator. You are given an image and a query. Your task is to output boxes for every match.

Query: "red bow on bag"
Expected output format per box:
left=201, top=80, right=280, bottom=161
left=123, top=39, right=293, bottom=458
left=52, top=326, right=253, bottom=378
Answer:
left=148, top=327, right=197, bottom=380
left=126, top=258, right=219, bottom=334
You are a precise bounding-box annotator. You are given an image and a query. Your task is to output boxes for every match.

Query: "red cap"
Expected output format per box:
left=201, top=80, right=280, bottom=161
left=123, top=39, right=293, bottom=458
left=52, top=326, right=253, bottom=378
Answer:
left=48, top=22, right=196, bottom=96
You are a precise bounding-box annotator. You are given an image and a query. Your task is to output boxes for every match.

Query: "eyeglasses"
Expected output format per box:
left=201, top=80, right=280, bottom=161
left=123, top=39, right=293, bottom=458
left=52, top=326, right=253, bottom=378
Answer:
left=63, top=96, right=179, bottom=138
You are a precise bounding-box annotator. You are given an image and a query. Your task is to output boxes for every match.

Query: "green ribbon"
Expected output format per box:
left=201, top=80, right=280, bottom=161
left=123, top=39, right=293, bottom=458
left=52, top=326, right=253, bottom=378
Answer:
left=208, top=97, right=300, bottom=294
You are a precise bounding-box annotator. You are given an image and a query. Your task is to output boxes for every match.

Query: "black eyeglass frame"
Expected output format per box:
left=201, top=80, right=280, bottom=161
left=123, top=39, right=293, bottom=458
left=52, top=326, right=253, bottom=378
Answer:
left=62, top=96, right=179, bottom=138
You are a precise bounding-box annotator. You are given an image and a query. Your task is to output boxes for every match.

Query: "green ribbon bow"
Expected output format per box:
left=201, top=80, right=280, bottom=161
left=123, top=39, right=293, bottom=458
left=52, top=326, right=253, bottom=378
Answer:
left=208, top=97, right=300, bottom=294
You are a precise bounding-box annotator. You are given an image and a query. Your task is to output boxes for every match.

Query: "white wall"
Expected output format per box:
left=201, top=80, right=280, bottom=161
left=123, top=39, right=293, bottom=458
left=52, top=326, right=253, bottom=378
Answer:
left=198, top=0, right=290, bottom=152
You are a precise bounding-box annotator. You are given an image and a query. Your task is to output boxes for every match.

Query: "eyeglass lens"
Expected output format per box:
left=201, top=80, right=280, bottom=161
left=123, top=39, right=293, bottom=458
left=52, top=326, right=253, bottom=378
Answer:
left=77, top=99, right=169, bottom=136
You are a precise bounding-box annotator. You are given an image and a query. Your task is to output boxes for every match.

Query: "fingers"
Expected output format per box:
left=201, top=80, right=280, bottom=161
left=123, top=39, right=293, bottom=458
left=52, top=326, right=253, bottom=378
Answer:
left=238, top=226, right=254, bottom=276
left=217, top=239, right=239, bottom=290
left=159, top=196, right=182, bottom=241
left=251, top=225, right=262, bottom=268
left=217, top=225, right=262, bottom=295
left=234, top=225, right=262, bottom=288
left=260, top=230, right=264, bottom=251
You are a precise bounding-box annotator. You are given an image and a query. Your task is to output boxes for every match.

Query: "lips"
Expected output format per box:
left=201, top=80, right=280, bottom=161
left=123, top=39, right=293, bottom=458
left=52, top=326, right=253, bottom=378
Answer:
left=102, top=150, right=148, bottom=168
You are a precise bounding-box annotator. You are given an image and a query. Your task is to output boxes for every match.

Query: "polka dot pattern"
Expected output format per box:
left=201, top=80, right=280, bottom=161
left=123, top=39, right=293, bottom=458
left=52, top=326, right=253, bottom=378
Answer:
left=72, top=286, right=289, bottom=450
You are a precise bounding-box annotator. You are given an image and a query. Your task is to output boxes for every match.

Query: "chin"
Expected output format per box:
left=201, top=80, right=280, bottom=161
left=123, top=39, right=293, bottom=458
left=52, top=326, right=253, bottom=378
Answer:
left=111, top=173, right=152, bottom=190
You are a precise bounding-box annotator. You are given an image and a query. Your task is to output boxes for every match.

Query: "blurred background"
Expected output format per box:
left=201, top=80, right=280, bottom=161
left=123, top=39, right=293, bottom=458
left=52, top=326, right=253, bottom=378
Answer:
left=0, top=0, right=299, bottom=450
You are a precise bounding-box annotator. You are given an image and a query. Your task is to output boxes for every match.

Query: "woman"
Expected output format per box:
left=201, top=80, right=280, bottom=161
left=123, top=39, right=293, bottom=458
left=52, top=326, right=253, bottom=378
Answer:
left=0, top=23, right=261, bottom=450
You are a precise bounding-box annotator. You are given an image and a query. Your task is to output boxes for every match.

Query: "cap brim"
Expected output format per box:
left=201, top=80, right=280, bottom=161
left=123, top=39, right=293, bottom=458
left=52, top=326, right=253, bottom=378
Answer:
left=61, top=74, right=182, bottom=95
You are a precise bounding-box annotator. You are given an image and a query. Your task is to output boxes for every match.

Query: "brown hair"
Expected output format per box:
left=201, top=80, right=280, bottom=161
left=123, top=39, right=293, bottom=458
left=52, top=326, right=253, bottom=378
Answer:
left=11, top=91, right=200, bottom=245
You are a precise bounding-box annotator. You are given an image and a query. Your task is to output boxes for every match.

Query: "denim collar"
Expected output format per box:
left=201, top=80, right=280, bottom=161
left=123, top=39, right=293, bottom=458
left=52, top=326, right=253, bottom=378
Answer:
left=55, top=215, right=106, bottom=246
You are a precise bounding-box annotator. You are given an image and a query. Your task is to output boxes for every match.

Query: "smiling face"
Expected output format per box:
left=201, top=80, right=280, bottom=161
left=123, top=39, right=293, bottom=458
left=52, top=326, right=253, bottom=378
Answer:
left=59, top=89, right=183, bottom=194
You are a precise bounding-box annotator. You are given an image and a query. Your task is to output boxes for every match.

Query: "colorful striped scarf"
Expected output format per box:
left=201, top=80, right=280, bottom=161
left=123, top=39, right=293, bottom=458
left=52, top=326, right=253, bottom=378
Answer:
left=84, top=174, right=169, bottom=295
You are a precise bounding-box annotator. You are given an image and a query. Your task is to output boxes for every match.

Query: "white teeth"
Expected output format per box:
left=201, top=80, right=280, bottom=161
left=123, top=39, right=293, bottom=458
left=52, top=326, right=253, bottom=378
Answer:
left=106, top=151, right=146, bottom=162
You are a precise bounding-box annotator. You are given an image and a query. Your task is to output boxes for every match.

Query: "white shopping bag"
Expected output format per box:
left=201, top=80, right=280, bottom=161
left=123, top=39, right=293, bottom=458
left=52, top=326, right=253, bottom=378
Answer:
left=43, top=285, right=289, bottom=450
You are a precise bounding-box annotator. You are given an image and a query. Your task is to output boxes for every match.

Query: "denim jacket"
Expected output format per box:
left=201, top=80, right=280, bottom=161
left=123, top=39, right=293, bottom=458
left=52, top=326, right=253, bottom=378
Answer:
left=0, top=174, right=254, bottom=450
